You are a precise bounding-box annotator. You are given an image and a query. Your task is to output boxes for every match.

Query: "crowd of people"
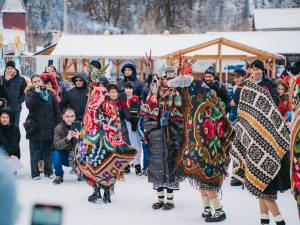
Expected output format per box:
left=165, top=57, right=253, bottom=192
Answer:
left=0, top=57, right=300, bottom=225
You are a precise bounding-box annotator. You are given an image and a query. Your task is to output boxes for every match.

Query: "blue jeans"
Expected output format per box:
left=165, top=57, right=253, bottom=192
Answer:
left=51, top=150, right=70, bottom=177
left=142, top=142, right=149, bottom=170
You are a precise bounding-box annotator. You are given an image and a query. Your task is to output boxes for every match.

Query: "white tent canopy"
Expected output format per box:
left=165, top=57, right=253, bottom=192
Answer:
left=51, top=31, right=300, bottom=58
left=254, top=8, right=300, bottom=30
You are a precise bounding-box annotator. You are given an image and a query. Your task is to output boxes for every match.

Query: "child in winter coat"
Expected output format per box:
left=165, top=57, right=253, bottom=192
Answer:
left=118, top=81, right=143, bottom=175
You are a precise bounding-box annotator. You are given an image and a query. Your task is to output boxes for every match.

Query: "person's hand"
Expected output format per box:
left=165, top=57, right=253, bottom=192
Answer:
left=230, top=99, right=236, bottom=107
left=4, top=73, right=13, bottom=81
left=35, top=86, right=42, bottom=93
left=66, top=130, right=74, bottom=140
left=74, top=130, right=80, bottom=140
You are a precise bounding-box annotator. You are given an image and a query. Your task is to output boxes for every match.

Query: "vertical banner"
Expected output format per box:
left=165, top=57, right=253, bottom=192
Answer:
left=14, top=35, right=21, bottom=73
left=0, top=34, right=4, bottom=75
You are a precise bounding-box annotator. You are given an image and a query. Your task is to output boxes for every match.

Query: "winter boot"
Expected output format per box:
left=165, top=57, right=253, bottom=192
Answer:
left=124, top=165, right=130, bottom=174
left=163, top=189, right=175, bottom=210
left=260, top=214, right=269, bottom=225
left=274, top=215, right=285, bottom=225
left=53, top=176, right=63, bottom=185
left=152, top=188, right=165, bottom=209
left=88, top=186, right=102, bottom=203
left=103, top=189, right=111, bottom=204
left=205, top=208, right=226, bottom=223
left=135, top=164, right=142, bottom=176
left=202, top=207, right=212, bottom=219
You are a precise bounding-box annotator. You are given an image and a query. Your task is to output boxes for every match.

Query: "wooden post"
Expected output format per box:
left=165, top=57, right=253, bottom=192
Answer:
left=218, top=43, right=222, bottom=81
left=139, top=59, right=145, bottom=81
left=272, top=58, right=276, bottom=79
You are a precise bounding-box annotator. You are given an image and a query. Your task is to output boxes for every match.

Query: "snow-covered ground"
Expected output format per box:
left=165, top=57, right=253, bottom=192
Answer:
left=14, top=107, right=298, bottom=225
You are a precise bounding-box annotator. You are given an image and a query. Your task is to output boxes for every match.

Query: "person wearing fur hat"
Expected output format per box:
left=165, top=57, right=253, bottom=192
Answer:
left=60, top=73, right=89, bottom=122
left=0, top=61, right=27, bottom=128
left=117, top=61, right=145, bottom=98
left=203, top=66, right=227, bottom=107
left=276, top=79, right=292, bottom=121
left=0, top=108, right=20, bottom=159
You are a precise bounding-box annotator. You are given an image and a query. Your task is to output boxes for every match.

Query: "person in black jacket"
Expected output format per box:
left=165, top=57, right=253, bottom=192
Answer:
left=233, top=60, right=280, bottom=107
left=60, top=73, right=89, bottom=122
left=0, top=108, right=20, bottom=159
left=0, top=77, right=8, bottom=111
left=1, top=61, right=27, bottom=127
left=117, top=62, right=145, bottom=98
left=25, top=75, right=61, bottom=180
left=203, top=66, right=227, bottom=109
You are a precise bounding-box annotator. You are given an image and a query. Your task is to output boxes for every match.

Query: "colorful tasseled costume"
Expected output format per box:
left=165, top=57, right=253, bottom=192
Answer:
left=168, top=76, right=234, bottom=190
left=290, top=75, right=300, bottom=219
left=75, top=81, right=137, bottom=190
left=141, top=75, right=184, bottom=190
left=231, top=78, right=290, bottom=199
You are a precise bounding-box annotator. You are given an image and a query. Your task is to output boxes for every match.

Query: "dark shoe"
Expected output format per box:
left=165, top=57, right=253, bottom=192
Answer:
left=152, top=201, right=164, bottom=209
left=142, top=169, right=148, bottom=176
left=32, top=175, right=41, bottom=180
left=163, top=202, right=175, bottom=210
left=103, top=189, right=111, bottom=204
left=261, top=218, right=270, bottom=225
left=135, top=164, right=142, bottom=176
left=230, top=177, right=243, bottom=186
left=53, top=176, right=63, bottom=185
left=202, top=207, right=212, bottom=219
left=88, top=187, right=102, bottom=203
left=275, top=221, right=285, bottom=225
left=124, top=165, right=130, bottom=174
left=205, top=208, right=226, bottom=222
left=45, top=173, right=55, bottom=179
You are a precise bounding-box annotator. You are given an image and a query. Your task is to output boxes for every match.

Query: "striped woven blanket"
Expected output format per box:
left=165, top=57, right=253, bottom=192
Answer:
left=231, top=79, right=290, bottom=197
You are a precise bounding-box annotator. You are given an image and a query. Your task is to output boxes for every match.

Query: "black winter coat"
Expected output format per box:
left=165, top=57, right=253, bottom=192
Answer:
left=117, top=62, right=145, bottom=97
left=207, top=80, right=227, bottom=104
left=60, top=73, right=88, bottom=121
left=25, top=90, right=61, bottom=140
left=0, top=124, right=20, bottom=158
left=0, top=70, right=26, bottom=112
left=144, top=119, right=183, bottom=185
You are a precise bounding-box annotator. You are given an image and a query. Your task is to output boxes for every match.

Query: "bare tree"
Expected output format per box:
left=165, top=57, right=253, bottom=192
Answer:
left=83, top=0, right=130, bottom=27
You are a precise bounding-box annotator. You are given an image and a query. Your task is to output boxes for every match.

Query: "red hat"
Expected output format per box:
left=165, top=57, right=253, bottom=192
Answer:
left=40, top=73, right=61, bottom=102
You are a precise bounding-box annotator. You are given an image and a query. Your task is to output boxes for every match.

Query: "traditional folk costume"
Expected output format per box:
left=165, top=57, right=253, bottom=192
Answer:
left=118, top=91, right=143, bottom=175
left=75, top=78, right=137, bottom=204
left=231, top=77, right=290, bottom=225
left=167, top=75, right=234, bottom=222
left=141, top=75, right=184, bottom=210
left=290, top=75, right=300, bottom=219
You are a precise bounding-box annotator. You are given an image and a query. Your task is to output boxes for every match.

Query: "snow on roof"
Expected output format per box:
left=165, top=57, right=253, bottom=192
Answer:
left=1, top=0, right=26, bottom=13
left=51, top=31, right=300, bottom=58
left=207, top=31, right=300, bottom=55
left=51, top=34, right=216, bottom=58
left=0, top=28, right=25, bottom=44
left=254, top=8, right=300, bottom=30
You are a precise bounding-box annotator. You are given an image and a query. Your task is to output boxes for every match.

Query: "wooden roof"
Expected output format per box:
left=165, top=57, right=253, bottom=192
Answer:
left=164, top=37, right=283, bottom=60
